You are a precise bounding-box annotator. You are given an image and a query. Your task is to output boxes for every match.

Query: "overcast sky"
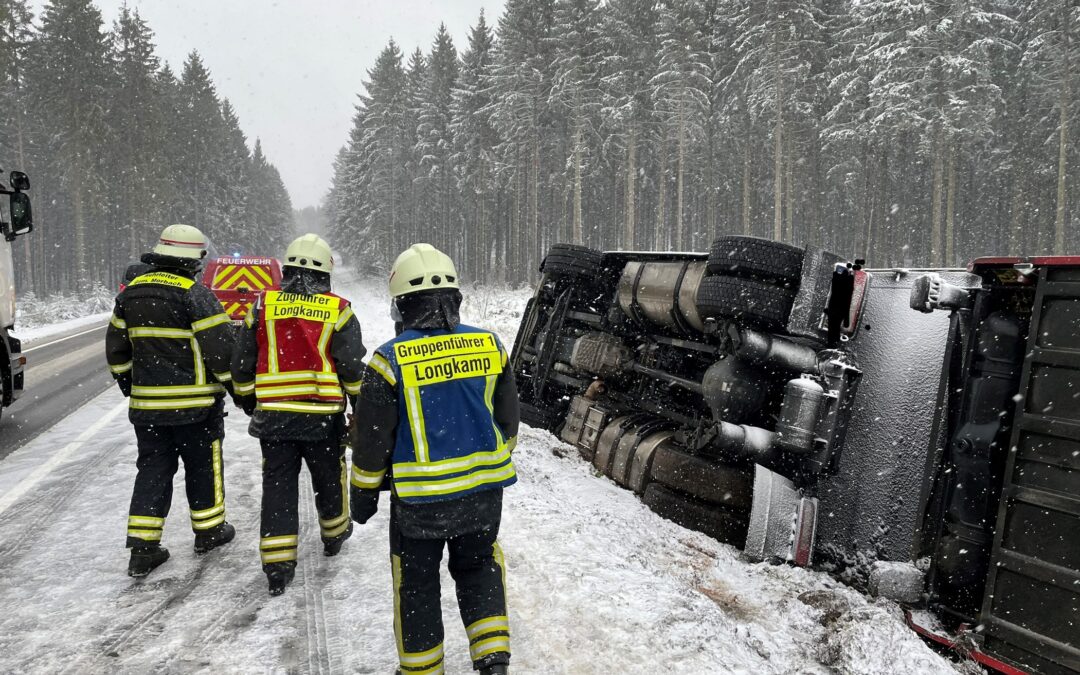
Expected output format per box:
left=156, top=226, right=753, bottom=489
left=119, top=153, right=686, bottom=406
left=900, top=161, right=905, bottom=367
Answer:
left=38, top=1, right=506, bottom=209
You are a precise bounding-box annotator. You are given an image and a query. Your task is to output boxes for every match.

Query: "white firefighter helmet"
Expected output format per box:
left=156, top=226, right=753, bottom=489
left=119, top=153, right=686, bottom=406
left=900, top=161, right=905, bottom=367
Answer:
left=389, top=243, right=460, bottom=298
left=153, top=224, right=207, bottom=259
left=284, top=233, right=334, bottom=272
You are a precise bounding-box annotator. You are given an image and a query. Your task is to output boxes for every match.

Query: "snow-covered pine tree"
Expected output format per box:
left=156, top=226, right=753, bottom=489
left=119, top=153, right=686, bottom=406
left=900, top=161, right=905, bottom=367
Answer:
left=416, top=24, right=459, bottom=259
left=489, top=0, right=556, bottom=281
left=1019, top=0, right=1079, bottom=254
left=651, top=0, right=711, bottom=251
left=549, top=0, right=603, bottom=247
left=451, top=11, right=498, bottom=280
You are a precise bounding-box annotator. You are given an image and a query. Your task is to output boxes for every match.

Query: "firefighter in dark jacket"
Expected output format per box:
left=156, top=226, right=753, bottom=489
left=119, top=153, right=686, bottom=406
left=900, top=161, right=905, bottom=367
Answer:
left=105, top=224, right=238, bottom=577
left=231, top=233, right=366, bottom=596
left=350, top=243, right=520, bottom=675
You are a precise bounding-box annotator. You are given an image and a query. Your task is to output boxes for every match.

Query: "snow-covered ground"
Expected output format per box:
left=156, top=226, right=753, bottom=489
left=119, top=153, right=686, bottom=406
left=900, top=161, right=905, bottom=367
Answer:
left=0, top=274, right=963, bottom=674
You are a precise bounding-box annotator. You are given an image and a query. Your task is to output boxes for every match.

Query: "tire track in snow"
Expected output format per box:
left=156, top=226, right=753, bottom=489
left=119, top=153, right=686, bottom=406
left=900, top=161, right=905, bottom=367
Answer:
left=298, top=483, right=335, bottom=675
left=0, top=439, right=125, bottom=568
left=61, top=502, right=263, bottom=674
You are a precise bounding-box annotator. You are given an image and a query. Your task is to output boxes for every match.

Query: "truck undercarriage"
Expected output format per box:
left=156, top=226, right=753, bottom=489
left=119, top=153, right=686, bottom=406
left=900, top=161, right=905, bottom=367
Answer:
left=511, top=238, right=1079, bottom=675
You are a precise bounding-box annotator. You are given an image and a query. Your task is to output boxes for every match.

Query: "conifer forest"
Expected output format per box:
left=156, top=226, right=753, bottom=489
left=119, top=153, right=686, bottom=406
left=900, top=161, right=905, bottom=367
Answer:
left=329, top=0, right=1078, bottom=284
left=0, top=0, right=294, bottom=295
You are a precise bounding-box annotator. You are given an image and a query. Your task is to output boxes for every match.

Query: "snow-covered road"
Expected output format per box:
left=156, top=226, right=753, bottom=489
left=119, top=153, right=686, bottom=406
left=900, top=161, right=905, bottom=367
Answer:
left=0, top=277, right=962, bottom=674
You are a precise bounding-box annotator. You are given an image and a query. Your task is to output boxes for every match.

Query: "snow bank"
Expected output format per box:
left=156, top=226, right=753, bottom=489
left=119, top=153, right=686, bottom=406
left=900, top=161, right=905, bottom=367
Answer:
left=16, top=285, right=114, bottom=330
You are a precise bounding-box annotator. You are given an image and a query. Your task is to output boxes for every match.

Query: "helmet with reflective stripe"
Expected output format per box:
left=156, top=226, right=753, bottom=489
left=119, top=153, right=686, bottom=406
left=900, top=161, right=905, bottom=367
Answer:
left=389, top=243, right=459, bottom=298
left=284, top=233, right=334, bottom=272
left=153, top=224, right=207, bottom=260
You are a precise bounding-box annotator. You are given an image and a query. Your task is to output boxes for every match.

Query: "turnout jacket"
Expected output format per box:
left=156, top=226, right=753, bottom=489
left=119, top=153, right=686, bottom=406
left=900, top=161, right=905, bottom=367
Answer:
left=350, top=317, right=519, bottom=537
left=231, top=271, right=366, bottom=441
left=106, top=253, right=236, bottom=426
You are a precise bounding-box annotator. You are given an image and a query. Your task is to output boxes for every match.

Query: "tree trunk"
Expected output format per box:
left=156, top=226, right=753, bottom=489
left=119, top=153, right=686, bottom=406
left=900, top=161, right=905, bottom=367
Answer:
left=930, top=132, right=945, bottom=267
left=573, top=122, right=583, bottom=245
left=625, top=127, right=637, bottom=249
left=1009, top=161, right=1025, bottom=255
left=1055, top=6, right=1071, bottom=254
left=675, top=100, right=686, bottom=251
left=945, top=142, right=957, bottom=265
left=656, top=134, right=668, bottom=248
left=784, top=135, right=795, bottom=244
left=773, top=24, right=783, bottom=242
left=742, top=140, right=752, bottom=235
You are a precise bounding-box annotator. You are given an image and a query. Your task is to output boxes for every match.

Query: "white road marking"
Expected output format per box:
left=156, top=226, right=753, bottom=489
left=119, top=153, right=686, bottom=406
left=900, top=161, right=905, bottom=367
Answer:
left=0, top=400, right=126, bottom=517
left=24, top=324, right=107, bottom=354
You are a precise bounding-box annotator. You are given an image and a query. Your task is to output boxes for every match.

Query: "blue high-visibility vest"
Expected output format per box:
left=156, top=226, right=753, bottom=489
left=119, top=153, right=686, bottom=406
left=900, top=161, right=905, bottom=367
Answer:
left=368, top=324, right=517, bottom=504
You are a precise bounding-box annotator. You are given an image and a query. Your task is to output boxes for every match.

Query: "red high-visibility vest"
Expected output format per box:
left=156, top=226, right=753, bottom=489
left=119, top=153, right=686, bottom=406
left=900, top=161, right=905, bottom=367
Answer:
left=252, top=290, right=353, bottom=414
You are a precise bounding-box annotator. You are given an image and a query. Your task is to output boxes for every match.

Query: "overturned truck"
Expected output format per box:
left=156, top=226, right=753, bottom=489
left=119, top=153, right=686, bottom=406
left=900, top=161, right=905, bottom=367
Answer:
left=511, top=238, right=1079, bottom=675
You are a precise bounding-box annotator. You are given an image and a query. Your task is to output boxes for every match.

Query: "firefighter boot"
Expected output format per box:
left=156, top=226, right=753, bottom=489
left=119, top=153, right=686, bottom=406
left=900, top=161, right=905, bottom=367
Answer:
left=323, top=521, right=353, bottom=557
left=266, top=561, right=296, bottom=596
left=194, top=521, right=236, bottom=554
left=479, top=665, right=509, bottom=675
left=128, top=545, right=170, bottom=577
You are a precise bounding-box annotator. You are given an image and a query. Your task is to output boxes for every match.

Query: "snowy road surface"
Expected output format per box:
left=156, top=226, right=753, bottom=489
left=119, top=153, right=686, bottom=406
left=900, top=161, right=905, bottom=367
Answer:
left=0, top=318, right=112, bottom=458
left=0, top=278, right=962, bottom=674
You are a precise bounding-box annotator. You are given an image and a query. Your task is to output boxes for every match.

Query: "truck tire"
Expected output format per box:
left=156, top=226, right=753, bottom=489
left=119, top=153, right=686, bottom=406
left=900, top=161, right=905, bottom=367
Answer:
left=642, top=483, right=748, bottom=546
left=706, top=235, right=804, bottom=284
left=520, top=401, right=562, bottom=433
left=649, top=445, right=753, bottom=510
left=540, top=244, right=604, bottom=279
left=695, top=275, right=795, bottom=331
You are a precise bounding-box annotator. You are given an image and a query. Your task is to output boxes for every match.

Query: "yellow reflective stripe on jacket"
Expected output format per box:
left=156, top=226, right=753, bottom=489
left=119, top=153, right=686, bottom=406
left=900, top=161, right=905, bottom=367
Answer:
left=256, top=383, right=344, bottom=399
left=255, top=371, right=341, bottom=385
left=233, top=379, right=255, bottom=395
left=394, top=464, right=517, bottom=499
left=484, top=373, right=506, bottom=448
left=130, top=397, right=217, bottom=410
left=316, top=322, right=334, bottom=372
left=129, top=327, right=193, bottom=339
left=214, top=371, right=232, bottom=383
left=110, top=361, right=132, bottom=374
left=131, top=383, right=224, bottom=397
left=342, top=379, right=362, bottom=395
left=404, top=384, right=429, bottom=463
left=393, top=446, right=512, bottom=479
left=368, top=354, right=396, bottom=386
left=351, top=465, right=386, bottom=489
left=334, top=305, right=354, bottom=332
left=255, top=401, right=344, bottom=414
left=192, top=313, right=232, bottom=332
left=110, top=314, right=127, bottom=330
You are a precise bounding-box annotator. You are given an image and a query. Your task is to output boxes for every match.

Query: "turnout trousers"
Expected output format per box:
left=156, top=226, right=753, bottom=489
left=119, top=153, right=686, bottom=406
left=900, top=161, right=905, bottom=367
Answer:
left=390, top=508, right=511, bottom=674
left=258, top=438, right=349, bottom=570
left=126, top=415, right=226, bottom=548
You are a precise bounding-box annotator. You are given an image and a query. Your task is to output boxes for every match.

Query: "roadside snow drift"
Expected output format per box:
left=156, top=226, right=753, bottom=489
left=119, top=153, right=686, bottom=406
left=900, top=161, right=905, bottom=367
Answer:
left=0, top=275, right=961, bottom=674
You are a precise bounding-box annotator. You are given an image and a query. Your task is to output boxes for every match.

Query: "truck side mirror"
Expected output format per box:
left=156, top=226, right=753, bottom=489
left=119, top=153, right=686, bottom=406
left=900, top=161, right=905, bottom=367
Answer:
left=9, top=171, right=29, bottom=191
left=8, top=191, right=32, bottom=239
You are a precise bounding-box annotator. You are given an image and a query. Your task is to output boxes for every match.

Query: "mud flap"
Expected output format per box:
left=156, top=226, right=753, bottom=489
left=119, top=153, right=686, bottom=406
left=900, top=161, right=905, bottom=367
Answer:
left=744, top=464, right=818, bottom=566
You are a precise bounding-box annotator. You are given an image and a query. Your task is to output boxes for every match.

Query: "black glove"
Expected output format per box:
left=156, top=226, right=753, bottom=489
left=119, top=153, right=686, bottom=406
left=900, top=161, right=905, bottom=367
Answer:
left=232, top=393, right=256, bottom=416
left=350, top=487, right=379, bottom=524
left=115, top=374, right=132, bottom=397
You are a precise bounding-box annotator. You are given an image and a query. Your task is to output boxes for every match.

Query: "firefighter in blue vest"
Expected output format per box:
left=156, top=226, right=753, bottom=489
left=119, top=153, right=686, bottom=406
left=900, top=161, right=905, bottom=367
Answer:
left=350, top=243, right=519, bottom=675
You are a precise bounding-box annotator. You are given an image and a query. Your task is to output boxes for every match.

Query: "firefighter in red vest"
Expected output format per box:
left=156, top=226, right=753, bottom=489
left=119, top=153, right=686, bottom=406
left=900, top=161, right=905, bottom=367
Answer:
left=231, top=233, right=366, bottom=595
